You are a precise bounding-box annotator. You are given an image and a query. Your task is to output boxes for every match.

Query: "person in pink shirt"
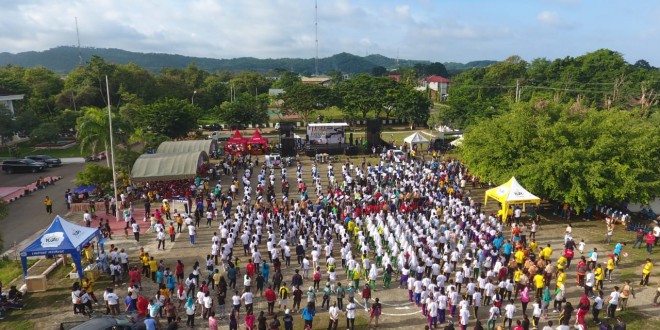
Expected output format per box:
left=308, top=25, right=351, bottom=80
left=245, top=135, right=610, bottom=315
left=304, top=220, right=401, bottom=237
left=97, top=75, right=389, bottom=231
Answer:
left=244, top=310, right=256, bottom=330
left=208, top=311, right=218, bottom=330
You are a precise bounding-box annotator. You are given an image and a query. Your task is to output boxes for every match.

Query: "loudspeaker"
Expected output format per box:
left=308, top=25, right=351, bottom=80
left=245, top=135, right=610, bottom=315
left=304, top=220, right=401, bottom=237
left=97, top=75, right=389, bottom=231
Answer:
left=365, top=119, right=382, bottom=148
left=281, top=137, right=296, bottom=157
left=366, top=119, right=381, bottom=134
left=279, top=122, right=295, bottom=138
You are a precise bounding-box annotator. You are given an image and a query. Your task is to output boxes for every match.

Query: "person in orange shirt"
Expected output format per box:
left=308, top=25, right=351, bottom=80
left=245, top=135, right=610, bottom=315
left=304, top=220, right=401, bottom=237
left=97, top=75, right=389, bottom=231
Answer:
left=168, top=223, right=176, bottom=242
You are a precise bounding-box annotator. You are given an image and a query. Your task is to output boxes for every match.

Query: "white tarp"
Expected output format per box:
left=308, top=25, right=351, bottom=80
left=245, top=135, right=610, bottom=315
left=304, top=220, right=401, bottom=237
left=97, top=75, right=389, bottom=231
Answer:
left=403, top=132, right=430, bottom=146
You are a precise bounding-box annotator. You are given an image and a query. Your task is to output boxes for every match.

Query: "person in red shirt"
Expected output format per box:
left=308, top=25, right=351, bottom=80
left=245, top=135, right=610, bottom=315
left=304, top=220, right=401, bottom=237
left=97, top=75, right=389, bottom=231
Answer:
left=646, top=232, right=656, bottom=253
left=246, top=260, right=256, bottom=277
left=264, top=285, right=277, bottom=315
left=175, top=260, right=185, bottom=285
left=362, top=284, right=372, bottom=311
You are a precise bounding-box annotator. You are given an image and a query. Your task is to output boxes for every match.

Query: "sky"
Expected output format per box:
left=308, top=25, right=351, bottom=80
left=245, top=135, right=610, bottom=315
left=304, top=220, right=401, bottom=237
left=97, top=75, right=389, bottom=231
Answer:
left=0, top=0, right=658, bottom=65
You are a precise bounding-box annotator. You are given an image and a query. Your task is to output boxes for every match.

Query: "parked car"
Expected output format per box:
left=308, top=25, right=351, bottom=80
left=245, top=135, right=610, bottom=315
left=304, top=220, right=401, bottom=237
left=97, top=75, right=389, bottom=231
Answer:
left=208, top=132, right=230, bottom=141
left=25, top=154, right=62, bottom=167
left=62, top=315, right=144, bottom=330
left=381, top=149, right=406, bottom=163
left=2, top=158, right=47, bottom=174
left=264, top=153, right=282, bottom=168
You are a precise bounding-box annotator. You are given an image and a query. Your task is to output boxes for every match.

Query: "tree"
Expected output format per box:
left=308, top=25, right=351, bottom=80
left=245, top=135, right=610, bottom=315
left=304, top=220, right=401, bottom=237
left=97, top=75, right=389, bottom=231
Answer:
left=278, top=83, right=336, bottom=125
left=76, top=106, right=129, bottom=166
left=394, top=88, right=431, bottom=128
left=271, top=71, right=301, bottom=90
left=137, top=98, right=200, bottom=139
left=29, top=122, right=60, bottom=144
left=0, top=106, right=15, bottom=145
left=338, top=74, right=395, bottom=121
left=371, top=66, right=387, bottom=77
left=55, top=109, right=82, bottom=135
left=461, top=102, right=660, bottom=212
left=216, top=93, right=270, bottom=128
left=75, top=164, right=114, bottom=191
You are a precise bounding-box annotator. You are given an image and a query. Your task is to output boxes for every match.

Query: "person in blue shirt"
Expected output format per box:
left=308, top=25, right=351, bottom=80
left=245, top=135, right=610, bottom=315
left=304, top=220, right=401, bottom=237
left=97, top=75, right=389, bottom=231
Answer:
left=613, top=242, right=625, bottom=266
left=124, top=294, right=137, bottom=313
left=143, top=314, right=157, bottom=330
left=301, top=301, right=316, bottom=328
left=262, top=261, right=270, bottom=284
left=503, top=240, right=514, bottom=263
left=167, top=274, right=176, bottom=294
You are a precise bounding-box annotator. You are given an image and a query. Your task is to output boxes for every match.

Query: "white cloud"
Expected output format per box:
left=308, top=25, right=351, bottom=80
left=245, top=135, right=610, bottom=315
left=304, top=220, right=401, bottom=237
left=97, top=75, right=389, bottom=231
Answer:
left=537, top=10, right=575, bottom=29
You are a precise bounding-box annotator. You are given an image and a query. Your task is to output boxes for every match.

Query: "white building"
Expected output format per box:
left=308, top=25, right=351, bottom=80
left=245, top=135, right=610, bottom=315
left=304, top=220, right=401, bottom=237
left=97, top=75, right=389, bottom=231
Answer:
left=0, top=88, right=24, bottom=115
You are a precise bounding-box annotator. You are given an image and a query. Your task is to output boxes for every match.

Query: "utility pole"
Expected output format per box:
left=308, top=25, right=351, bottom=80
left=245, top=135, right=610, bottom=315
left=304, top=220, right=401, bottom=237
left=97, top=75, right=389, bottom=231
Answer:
left=75, top=17, right=83, bottom=66
left=315, top=0, right=319, bottom=76
left=515, top=79, right=520, bottom=103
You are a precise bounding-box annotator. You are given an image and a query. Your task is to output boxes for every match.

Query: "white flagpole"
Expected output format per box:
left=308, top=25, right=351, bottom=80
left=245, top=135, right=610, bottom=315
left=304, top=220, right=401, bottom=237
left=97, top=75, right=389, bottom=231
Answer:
left=106, top=76, right=119, bottom=221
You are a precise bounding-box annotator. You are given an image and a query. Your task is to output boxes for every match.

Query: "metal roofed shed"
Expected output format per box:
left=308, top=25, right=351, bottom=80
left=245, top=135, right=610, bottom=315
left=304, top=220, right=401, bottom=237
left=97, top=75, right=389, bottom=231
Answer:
left=131, top=151, right=209, bottom=182
left=156, top=139, right=217, bottom=155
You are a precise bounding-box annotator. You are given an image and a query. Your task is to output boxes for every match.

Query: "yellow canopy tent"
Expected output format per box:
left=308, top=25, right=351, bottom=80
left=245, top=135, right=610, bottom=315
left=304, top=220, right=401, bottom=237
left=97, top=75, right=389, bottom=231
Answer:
left=485, top=177, right=541, bottom=221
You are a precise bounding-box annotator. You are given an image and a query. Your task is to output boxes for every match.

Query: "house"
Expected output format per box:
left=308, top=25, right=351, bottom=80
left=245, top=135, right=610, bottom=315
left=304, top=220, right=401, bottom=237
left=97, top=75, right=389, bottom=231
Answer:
left=301, top=76, right=332, bottom=86
left=416, top=75, right=450, bottom=101
left=0, top=87, right=24, bottom=116
left=387, top=74, right=401, bottom=83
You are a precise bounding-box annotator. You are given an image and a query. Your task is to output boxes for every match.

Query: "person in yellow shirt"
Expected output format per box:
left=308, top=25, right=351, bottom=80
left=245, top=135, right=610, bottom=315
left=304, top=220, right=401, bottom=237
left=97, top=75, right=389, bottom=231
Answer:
left=541, top=244, right=553, bottom=261
left=641, top=258, right=653, bottom=286
left=44, top=196, right=53, bottom=214
left=142, top=253, right=151, bottom=277
left=149, top=257, right=158, bottom=282
left=556, top=255, right=568, bottom=273
left=528, top=240, right=538, bottom=254
left=533, top=273, right=545, bottom=298
left=514, top=249, right=526, bottom=268
left=606, top=255, right=615, bottom=281
left=513, top=268, right=523, bottom=295
left=594, top=264, right=604, bottom=290
left=556, top=269, right=566, bottom=290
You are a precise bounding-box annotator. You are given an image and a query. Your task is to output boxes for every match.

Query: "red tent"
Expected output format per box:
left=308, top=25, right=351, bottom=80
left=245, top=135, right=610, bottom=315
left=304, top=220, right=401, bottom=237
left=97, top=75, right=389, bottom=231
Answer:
left=225, top=129, right=248, bottom=155
left=248, top=129, right=269, bottom=155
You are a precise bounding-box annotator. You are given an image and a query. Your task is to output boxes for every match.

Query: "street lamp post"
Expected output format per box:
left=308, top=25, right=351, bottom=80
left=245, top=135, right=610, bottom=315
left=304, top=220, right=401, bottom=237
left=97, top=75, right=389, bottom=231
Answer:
left=191, top=90, right=197, bottom=105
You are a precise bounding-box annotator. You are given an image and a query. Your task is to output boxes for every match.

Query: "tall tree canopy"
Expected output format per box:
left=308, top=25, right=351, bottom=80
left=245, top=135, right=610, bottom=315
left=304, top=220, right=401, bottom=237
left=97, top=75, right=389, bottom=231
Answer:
left=461, top=102, right=660, bottom=211
left=278, top=83, right=336, bottom=125
left=216, top=93, right=269, bottom=128
left=136, top=98, right=200, bottom=139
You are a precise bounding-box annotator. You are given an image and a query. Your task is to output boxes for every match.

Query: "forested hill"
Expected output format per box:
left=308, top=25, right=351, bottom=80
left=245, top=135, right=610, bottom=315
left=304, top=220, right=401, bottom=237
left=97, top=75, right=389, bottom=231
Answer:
left=0, top=46, right=495, bottom=74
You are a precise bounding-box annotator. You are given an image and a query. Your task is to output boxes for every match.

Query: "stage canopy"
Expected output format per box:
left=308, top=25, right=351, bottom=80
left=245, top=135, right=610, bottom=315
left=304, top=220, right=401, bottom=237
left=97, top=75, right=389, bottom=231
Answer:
left=20, top=215, right=100, bottom=279
left=227, top=129, right=247, bottom=145
left=248, top=129, right=268, bottom=145
left=403, top=132, right=430, bottom=147
left=131, top=151, right=209, bottom=182
left=485, top=177, right=541, bottom=220
left=156, top=139, right=217, bottom=155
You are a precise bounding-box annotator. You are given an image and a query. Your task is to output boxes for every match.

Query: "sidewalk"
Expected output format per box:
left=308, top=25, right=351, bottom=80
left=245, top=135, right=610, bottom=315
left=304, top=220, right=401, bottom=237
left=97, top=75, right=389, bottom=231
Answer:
left=0, top=176, right=62, bottom=203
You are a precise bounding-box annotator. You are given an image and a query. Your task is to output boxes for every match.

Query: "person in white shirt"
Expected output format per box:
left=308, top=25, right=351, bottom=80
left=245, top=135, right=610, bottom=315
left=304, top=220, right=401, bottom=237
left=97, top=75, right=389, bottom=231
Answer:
left=104, top=287, right=120, bottom=315
left=427, top=298, right=439, bottom=329
left=327, top=301, right=339, bottom=329
left=459, top=304, right=470, bottom=328
left=606, top=286, right=620, bottom=319
left=487, top=302, right=500, bottom=330
left=241, top=290, right=254, bottom=314
left=188, top=223, right=196, bottom=245
left=503, top=299, right=516, bottom=329
left=346, top=298, right=356, bottom=330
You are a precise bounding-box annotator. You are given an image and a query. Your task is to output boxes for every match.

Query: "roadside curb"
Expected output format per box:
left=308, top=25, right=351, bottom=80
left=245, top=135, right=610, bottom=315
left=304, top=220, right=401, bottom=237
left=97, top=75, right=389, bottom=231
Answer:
left=4, top=176, right=62, bottom=203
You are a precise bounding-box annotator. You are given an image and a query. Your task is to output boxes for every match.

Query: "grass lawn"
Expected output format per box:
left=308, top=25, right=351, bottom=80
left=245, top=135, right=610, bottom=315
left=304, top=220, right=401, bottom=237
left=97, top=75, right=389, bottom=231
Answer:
left=0, top=142, right=91, bottom=159
left=0, top=258, right=37, bottom=285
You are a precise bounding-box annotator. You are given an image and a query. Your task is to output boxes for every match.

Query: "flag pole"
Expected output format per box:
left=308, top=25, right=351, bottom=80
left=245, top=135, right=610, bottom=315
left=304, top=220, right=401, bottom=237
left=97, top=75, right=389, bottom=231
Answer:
left=106, top=76, right=119, bottom=221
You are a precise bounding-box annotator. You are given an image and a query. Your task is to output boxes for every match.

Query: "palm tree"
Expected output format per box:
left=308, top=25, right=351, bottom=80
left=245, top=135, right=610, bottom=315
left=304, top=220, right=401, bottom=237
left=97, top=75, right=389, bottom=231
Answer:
left=76, top=106, right=127, bottom=166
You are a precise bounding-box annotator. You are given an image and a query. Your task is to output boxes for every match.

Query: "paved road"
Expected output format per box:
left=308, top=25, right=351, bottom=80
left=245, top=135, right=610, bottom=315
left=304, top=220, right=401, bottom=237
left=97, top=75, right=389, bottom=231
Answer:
left=0, top=163, right=85, bottom=252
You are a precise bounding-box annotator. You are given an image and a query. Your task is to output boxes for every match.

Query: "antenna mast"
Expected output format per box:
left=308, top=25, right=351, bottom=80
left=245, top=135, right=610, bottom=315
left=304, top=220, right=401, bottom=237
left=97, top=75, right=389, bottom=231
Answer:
left=75, top=17, right=83, bottom=65
left=315, top=0, right=319, bottom=76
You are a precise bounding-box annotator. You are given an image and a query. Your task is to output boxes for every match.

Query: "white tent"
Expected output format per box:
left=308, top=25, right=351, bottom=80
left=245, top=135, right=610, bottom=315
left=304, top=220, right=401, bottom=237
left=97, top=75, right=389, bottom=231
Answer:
left=450, top=135, right=464, bottom=147
left=403, top=132, right=430, bottom=148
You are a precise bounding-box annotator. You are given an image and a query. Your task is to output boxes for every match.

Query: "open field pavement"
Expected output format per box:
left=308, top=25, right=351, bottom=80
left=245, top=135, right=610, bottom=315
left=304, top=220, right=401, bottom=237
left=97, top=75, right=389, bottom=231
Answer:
left=3, top=153, right=658, bottom=330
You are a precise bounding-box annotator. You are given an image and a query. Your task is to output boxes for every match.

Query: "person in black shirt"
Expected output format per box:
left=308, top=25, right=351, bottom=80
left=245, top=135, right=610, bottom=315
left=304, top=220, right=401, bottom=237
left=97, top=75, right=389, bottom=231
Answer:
left=283, top=309, right=294, bottom=330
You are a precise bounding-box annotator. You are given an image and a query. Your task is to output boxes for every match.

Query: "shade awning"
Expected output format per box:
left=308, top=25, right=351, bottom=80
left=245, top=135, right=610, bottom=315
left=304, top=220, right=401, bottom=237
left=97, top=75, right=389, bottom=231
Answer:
left=485, top=177, right=541, bottom=206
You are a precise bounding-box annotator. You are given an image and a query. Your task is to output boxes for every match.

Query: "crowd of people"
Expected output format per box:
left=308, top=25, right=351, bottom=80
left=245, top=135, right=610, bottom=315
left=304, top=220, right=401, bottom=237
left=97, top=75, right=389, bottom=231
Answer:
left=74, top=150, right=657, bottom=330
